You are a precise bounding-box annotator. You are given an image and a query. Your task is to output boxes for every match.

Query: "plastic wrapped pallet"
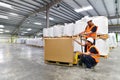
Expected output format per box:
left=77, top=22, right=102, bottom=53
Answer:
left=43, top=28, right=49, bottom=37
left=96, top=39, right=109, bottom=56
left=92, top=16, right=108, bottom=34
left=63, top=23, right=74, bottom=36
left=74, top=20, right=87, bottom=35
left=53, top=25, right=64, bottom=37
left=48, top=27, right=54, bottom=37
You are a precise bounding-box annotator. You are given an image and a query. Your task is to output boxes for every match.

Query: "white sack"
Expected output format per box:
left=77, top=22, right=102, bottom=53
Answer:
left=43, top=28, right=49, bottom=37
left=96, top=39, right=109, bottom=56
left=53, top=25, right=63, bottom=37
left=63, top=23, right=74, bottom=36
left=92, top=16, right=108, bottom=34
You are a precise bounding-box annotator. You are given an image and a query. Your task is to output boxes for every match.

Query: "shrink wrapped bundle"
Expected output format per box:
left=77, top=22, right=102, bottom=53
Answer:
left=63, top=23, right=74, bottom=36
left=53, top=25, right=63, bottom=37
left=96, top=39, right=109, bottom=56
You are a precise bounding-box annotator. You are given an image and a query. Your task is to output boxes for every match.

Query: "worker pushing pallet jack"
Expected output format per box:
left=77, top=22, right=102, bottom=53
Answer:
left=73, top=19, right=100, bottom=69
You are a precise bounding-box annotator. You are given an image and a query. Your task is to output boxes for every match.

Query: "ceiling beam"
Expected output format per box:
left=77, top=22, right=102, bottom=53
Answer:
left=102, top=0, right=113, bottom=25
left=108, top=15, right=120, bottom=19
left=87, top=0, right=100, bottom=16
left=73, top=0, right=92, bottom=16
left=12, top=0, right=62, bottom=35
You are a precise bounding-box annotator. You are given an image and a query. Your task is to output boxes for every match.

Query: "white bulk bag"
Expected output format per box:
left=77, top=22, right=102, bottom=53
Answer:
left=92, top=16, right=108, bottom=34
left=63, top=23, right=74, bottom=36
left=48, top=27, right=54, bottom=37
left=53, top=25, right=63, bottom=37
left=74, top=20, right=87, bottom=35
left=108, top=33, right=117, bottom=47
left=96, top=39, right=109, bottom=56
left=43, top=28, right=49, bottom=37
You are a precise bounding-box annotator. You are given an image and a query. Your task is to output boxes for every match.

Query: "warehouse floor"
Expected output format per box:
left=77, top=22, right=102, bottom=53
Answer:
left=0, top=43, right=120, bottom=80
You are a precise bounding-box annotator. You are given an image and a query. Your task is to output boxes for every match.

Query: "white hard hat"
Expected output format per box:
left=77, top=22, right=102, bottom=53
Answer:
left=87, top=37, right=94, bottom=44
left=86, top=18, right=92, bottom=22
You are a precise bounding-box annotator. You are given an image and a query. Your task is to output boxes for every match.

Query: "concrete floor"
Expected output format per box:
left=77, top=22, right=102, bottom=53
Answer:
left=0, top=43, right=120, bottom=80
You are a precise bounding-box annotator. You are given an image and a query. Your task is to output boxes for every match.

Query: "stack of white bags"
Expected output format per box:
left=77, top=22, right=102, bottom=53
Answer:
left=16, top=38, right=26, bottom=44
left=43, top=16, right=110, bottom=56
left=26, top=38, right=44, bottom=47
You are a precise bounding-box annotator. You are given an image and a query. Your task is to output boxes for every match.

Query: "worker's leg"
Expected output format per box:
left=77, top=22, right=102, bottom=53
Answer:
left=81, top=55, right=97, bottom=68
left=93, top=39, right=96, bottom=45
left=84, top=44, right=87, bottom=52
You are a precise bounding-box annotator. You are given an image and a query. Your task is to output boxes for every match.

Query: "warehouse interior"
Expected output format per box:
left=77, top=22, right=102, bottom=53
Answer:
left=0, top=0, right=120, bottom=80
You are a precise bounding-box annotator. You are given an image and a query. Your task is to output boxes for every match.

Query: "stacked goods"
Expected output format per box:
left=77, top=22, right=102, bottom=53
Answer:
left=108, top=33, right=117, bottom=48
left=92, top=16, right=108, bottom=34
left=63, top=23, right=74, bottom=36
left=26, top=38, right=43, bottom=47
left=43, top=16, right=109, bottom=56
left=43, top=28, right=49, bottom=37
left=53, top=25, right=63, bottom=37
left=16, top=38, right=26, bottom=44
left=48, top=27, right=54, bottom=37
left=73, top=20, right=87, bottom=35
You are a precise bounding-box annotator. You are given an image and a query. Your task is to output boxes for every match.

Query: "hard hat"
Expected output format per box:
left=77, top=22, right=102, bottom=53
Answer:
left=86, top=18, right=92, bottom=22
left=87, top=37, right=94, bottom=44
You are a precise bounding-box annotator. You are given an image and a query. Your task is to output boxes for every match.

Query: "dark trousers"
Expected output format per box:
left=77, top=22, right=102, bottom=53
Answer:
left=78, top=54, right=97, bottom=68
left=85, top=39, right=96, bottom=52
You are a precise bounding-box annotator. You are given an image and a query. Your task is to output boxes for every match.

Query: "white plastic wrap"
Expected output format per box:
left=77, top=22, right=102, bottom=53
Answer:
left=74, top=20, right=87, bottom=35
left=43, top=28, right=49, bottom=37
left=63, top=23, right=74, bottom=36
left=53, top=25, right=64, bottom=37
left=92, top=16, right=108, bottom=34
left=96, top=39, right=109, bottom=56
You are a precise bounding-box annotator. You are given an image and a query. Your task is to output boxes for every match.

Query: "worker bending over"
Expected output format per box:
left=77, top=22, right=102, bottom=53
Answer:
left=79, top=20, right=98, bottom=52
left=73, top=37, right=100, bottom=69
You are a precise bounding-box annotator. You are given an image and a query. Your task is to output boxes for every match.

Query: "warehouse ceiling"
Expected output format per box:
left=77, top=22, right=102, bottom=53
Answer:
left=0, top=0, right=120, bottom=36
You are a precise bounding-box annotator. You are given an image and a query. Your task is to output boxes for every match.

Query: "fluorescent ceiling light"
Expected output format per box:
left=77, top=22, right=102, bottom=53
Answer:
left=22, top=32, right=28, bottom=33
left=49, top=17, right=54, bottom=20
left=0, top=32, right=3, bottom=33
left=0, top=2, right=13, bottom=9
left=74, top=6, right=93, bottom=13
left=5, top=30, right=10, bottom=32
left=44, top=16, right=54, bottom=20
left=0, top=29, right=4, bottom=31
left=0, top=15, right=8, bottom=19
left=0, top=25, right=4, bottom=28
left=9, top=13, right=18, bottom=16
left=34, top=22, right=42, bottom=25
left=27, top=28, right=32, bottom=31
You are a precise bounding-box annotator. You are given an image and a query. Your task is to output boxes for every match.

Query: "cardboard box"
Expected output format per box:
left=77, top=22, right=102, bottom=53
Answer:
left=44, top=38, right=74, bottom=63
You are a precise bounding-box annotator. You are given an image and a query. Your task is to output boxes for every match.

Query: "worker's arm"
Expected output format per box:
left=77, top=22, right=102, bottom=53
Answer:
left=73, top=39, right=85, bottom=46
left=83, top=52, right=91, bottom=55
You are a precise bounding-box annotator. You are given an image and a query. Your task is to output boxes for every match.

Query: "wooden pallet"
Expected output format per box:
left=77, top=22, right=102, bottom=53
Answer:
left=45, top=60, right=73, bottom=66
